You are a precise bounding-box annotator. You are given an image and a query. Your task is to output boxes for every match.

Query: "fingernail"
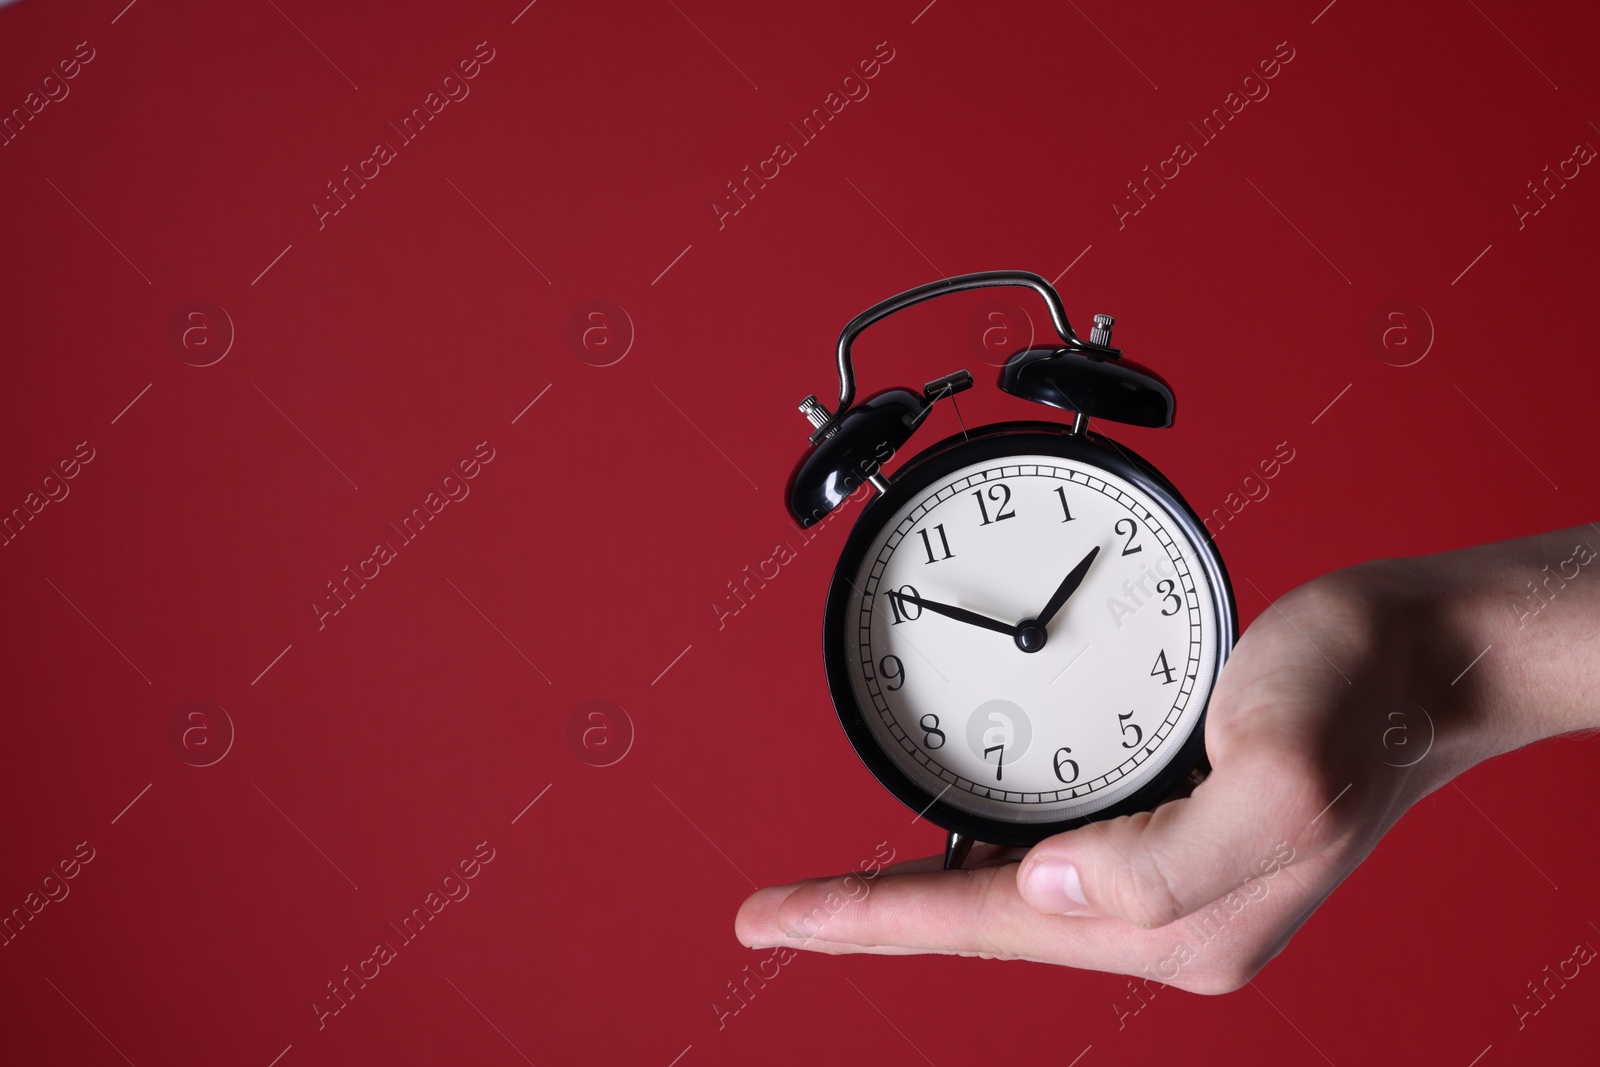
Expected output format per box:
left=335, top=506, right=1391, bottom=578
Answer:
left=1024, top=859, right=1090, bottom=914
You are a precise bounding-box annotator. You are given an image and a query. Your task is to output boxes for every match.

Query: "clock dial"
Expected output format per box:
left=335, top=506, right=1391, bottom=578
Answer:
left=842, top=454, right=1221, bottom=825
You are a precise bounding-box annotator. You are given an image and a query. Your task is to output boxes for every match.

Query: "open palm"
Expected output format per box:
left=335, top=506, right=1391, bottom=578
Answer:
left=736, top=562, right=1479, bottom=993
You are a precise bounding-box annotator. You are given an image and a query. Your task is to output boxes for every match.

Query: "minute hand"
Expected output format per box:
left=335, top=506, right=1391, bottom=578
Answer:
left=1036, top=545, right=1101, bottom=628
left=887, top=591, right=1019, bottom=637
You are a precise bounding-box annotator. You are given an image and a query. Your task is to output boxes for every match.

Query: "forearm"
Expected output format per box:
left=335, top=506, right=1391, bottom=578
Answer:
left=1404, top=522, right=1600, bottom=756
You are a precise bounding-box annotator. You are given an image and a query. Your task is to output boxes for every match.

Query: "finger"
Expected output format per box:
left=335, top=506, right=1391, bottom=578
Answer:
left=738, top=930, right=944, bottom=957
left=735, top=882, right=804, bottom=946
left=1015, top=740, right=1328, bottom=928
left=738, top=864, right=1113, bottom=963
left=742, top=935, right=1019, bottom=959
left=737, top=846, right=1028, bottom=950
left=734, top=862, right=1332, bottom=992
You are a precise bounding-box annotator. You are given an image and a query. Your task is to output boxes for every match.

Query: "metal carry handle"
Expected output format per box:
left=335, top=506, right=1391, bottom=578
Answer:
left=810, top=270, right=1082, bottom=443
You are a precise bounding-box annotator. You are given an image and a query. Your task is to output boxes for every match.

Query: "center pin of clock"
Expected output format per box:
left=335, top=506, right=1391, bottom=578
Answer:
left=1014, top=618, right=1048, bottom=654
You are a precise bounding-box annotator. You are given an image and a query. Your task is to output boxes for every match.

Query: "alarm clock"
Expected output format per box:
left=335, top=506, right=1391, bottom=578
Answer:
left=785, top=271, right=1237, bottom=870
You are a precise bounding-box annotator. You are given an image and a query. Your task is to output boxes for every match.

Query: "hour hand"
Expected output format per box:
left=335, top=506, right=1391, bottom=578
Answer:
left=1036, top=545, right=1101, bottom=628
left=886, top=590, right=1019, bottom=637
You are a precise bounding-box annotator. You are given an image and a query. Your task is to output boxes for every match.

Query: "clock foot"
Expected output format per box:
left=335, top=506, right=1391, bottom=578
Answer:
left=943, top=831, right=975, bottom=871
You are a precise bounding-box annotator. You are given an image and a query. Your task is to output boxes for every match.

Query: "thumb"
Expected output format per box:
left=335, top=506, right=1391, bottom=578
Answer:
left=1014, top=745, right=1331, bottom=928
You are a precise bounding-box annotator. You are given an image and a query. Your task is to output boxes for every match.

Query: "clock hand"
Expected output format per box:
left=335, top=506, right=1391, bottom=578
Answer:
left=886, top=590, right=1020, bottom=638
left=1035, top=544, right=1101, bottom=628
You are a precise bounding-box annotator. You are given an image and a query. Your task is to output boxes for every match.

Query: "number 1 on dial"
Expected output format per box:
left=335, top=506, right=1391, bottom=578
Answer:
left=1054, top=486, right=1075, bottom=522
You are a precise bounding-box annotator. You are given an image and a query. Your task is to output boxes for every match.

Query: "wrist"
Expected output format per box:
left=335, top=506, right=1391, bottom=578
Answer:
left=1364, top=526, right=1600, bottom=772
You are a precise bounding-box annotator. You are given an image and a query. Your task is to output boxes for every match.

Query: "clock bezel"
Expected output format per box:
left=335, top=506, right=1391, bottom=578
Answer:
left=822, top=421, right=1238, bottom=847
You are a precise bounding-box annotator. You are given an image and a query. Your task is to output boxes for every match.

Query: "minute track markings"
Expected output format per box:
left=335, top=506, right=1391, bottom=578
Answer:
left=845, top=572, right=949, bottom=685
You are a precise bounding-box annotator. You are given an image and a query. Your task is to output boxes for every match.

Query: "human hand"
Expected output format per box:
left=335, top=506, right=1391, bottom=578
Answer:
left=735, top=526, right=1600, bottom=993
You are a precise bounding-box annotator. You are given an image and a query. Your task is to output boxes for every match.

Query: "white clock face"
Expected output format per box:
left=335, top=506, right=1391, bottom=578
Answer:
left=843, top=453, right=1222, bottom=824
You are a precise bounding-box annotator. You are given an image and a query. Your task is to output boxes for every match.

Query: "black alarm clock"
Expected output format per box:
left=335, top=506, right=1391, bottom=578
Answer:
left=784, top=271, right=1237, bottom=870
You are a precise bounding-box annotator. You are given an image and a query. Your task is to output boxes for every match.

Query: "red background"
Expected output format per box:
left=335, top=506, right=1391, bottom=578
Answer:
left=2, top=0, right=1598, bottom=1064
